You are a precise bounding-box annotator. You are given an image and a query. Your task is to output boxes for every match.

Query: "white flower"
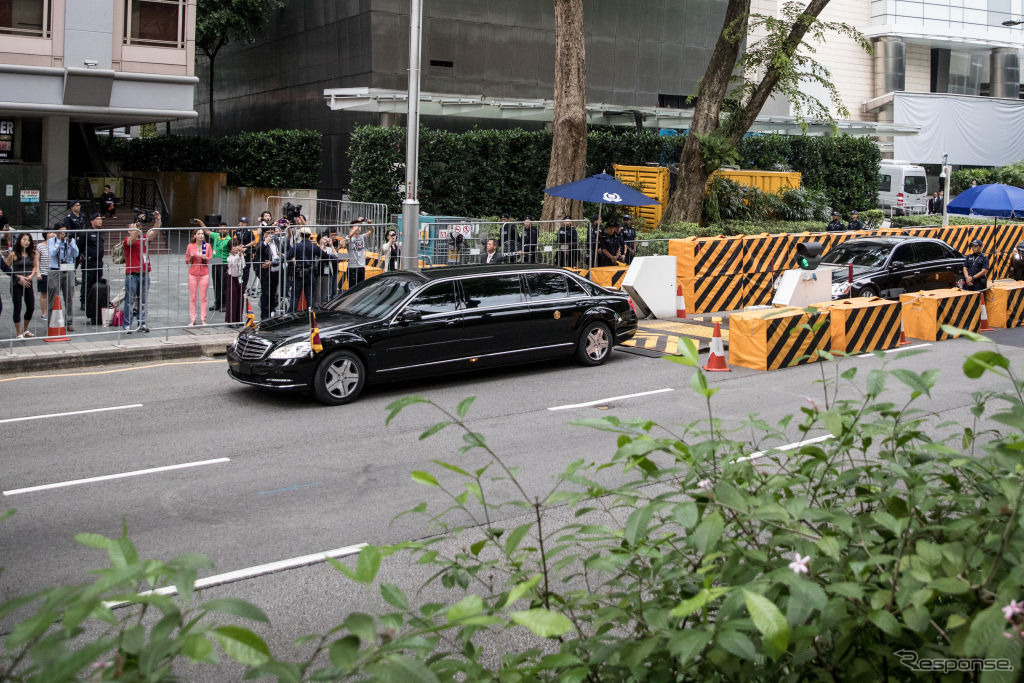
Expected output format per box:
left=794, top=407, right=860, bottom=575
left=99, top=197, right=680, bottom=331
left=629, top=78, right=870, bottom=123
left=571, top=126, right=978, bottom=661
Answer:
left=788, top=554, right=811, bottom=575
left=697, top=478, right=712, bottom=491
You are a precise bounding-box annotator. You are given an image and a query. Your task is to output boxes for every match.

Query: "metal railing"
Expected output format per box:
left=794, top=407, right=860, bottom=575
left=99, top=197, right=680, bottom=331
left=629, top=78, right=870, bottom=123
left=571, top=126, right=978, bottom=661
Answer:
left=266, top=197, right=389, bottom=228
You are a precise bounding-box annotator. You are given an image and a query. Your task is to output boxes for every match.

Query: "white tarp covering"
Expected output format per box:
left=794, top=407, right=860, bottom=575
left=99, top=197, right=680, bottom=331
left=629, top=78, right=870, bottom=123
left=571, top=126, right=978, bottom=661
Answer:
left=893, top=92, right=1024, bottom=166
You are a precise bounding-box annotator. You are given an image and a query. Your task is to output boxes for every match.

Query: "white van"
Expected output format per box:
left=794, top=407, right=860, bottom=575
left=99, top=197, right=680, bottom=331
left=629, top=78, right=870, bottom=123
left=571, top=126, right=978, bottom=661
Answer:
left=878, top=161, right=928, bottom=216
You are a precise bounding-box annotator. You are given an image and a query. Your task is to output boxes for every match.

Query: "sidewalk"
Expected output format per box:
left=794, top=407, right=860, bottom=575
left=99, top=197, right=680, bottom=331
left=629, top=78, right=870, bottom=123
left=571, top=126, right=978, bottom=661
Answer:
left=0, top=325, right=238, bottom=374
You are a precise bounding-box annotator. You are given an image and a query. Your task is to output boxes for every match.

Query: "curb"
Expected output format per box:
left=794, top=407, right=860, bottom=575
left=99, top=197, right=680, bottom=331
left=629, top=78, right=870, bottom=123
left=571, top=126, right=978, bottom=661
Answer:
left=0, top=341, right=231, bottom=375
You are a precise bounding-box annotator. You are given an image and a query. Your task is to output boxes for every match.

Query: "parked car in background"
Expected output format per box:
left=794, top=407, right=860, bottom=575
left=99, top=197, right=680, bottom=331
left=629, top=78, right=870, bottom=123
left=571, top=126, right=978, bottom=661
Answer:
left=227, top=264, right=638, bottom=404
left=825, top=236, right=963, bottom=299
left=878, top=161, right=928, bottom=216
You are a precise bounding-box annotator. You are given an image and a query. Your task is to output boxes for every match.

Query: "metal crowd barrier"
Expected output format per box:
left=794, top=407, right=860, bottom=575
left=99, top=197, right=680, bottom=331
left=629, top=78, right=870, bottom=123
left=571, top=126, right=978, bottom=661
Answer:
left=265, top=196, right=389, bottom=228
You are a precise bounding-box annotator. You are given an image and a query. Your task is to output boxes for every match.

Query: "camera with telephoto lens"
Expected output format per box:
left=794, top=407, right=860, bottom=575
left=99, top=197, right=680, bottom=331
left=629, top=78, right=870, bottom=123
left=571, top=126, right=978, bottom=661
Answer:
left=134, top=208, right=150, bottom=225
left=283, top=202, right=303, bottom=222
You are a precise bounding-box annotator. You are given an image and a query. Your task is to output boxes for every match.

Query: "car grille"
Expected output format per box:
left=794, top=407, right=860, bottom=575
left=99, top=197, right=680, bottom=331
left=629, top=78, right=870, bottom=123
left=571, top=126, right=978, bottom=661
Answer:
left=235, top=335, right=272, bottom=361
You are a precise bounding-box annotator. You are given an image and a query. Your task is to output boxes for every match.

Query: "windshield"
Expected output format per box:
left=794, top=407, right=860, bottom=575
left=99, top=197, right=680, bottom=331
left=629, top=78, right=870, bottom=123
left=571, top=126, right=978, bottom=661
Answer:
left=325, top=275, right=423, bottom=317
left=823, top=242, right=892, bottom=267
left=904, top=175, right=927, bottom=195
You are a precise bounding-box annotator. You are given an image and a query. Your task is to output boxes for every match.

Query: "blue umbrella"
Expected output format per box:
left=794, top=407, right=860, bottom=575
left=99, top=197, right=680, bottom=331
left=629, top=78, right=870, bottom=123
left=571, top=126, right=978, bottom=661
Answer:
left=544, top=172, right=661, bottom=207
left=947, top=183, right=1024, bottom=218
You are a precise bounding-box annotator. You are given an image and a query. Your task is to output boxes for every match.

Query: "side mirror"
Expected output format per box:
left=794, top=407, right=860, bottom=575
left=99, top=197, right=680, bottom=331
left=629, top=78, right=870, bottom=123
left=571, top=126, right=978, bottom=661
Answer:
left=397, top=309, right=423, bottom=324
left=889, top=261, right=904, bottom=270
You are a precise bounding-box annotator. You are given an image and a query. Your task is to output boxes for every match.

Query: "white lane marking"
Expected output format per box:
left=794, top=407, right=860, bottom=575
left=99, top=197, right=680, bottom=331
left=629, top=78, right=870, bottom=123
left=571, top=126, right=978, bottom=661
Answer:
left=105, top=543, right=369, bottom=609
left=0, top=403, right=143, bottom=425
left=2, top=458, right=230, bottom=496
left=858, top=343, right=932, bottom=358
left=548, top=388, right=674, bottom=411
left=738, top=435, right=833, bottom=463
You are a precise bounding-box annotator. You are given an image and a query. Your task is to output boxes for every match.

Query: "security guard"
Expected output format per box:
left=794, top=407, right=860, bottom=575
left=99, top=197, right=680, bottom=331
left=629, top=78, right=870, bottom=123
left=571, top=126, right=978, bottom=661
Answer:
left=555, top=216, right=580, bottom=268
left=621, top=214, right=637, bottom=264
left=521, top=216, right=539, bottom=264
left=826, top=211, right=846, bottom=232
left=499, top=214, right=520, bottom=261
left=284, top=226, right=335, bottom=312
left=847, top=209, right=864, bottom=232
left=963, top=239, right=989, bottom=291
left=597, top=223, right=622, bottom=267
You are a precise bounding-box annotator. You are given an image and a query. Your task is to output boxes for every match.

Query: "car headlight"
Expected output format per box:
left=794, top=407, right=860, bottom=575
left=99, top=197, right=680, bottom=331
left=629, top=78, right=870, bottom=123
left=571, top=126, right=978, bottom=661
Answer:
left=269, top=341, right=312, bottom=359
left=832, top=282, right=851, bottom=297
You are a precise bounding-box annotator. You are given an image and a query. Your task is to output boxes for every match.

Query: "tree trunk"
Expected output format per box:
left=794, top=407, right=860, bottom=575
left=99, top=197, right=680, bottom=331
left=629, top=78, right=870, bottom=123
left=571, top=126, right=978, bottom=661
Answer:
left=662, top=0, right=750, bottom=225
left=207, top=54, right=216, bottom=136
left=541, top=0, right=587, bottom=222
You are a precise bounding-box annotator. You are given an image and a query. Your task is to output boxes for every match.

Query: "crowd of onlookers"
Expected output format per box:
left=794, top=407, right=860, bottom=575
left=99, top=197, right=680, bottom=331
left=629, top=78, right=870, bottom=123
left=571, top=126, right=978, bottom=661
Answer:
left=481, top=213, right=638, bottom=268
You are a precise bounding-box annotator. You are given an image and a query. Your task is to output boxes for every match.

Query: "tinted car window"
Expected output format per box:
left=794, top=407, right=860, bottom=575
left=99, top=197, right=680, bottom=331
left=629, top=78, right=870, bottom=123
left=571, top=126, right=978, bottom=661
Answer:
left=567, top=277, right=589, bottom=297
left=526, top=272, right=568, bottom=301
left=913, top=241, right=946, bottom=263
left=409, top=282, right=458, bottom=315
left=879, top=174, right=892, bottom=192
left=462, top=275, right=523, bottom=309
left=328, top=275, right=421, bottom=317
left=904, top=175, right=927, bottom=194
left=892, top=244, right=915, bottom=263
left=823, top=242, right=891, bottom=267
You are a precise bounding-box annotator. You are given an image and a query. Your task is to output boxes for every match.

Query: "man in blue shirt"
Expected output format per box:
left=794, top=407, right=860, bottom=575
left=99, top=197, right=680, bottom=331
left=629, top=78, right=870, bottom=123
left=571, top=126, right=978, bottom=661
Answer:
left=47, top=224, right=79, bottom=331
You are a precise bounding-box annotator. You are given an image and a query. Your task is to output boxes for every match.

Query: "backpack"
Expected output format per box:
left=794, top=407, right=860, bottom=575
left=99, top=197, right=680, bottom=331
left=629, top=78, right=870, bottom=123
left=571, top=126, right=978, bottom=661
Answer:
left=112, top=239, right=125, bottom=265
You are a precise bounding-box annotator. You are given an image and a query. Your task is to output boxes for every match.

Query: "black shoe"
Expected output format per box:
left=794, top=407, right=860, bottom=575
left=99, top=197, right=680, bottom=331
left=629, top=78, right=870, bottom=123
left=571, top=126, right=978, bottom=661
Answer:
left=140, top=324, right=150, bottom=333
left=209, top=305, right=217, bottom=311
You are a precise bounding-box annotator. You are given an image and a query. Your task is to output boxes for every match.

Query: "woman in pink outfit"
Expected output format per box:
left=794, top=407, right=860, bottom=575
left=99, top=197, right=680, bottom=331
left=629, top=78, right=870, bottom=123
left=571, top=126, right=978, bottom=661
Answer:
left=185, top=228, right=212, bottom=325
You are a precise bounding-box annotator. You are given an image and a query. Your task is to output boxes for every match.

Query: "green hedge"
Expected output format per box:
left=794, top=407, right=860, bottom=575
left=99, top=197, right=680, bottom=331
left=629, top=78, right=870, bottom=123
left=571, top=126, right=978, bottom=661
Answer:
left=737, top=134, right=881, bottom=216
left=98, top=130, right=322, bottom=188
left=348, top=126, right=879, bottom=220
left=889, top=214, right=1018, bottom=228
left=951, top=160, right=1024, bottom=195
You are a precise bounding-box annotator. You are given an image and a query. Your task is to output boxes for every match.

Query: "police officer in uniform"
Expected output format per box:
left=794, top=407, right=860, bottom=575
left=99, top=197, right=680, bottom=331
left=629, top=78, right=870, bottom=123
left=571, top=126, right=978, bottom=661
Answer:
left=555, top=216, right=580, bottom=268
left=826, top=211, right=846, bottom=232
left=284, top=226, right=335, bottom=312
left=620, top=214, right=637, bottom=264
left=521, top=216, right=539, bottom=264
left=597, top=223, right=622, bottom=267
left=63, top=200, right=86, bottom=308
left=77, top=212, right=105, bottom=320
left=963, top=239, right=989, bottom=292
left=846, top=209, right=864, bottom=232
left=498, top=214, right=520, bottom=262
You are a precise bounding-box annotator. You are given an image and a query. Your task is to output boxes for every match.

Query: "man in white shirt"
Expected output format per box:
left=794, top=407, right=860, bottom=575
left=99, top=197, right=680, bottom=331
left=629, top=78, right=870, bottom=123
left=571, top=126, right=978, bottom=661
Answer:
left=46, top=224, right=79, bottom=331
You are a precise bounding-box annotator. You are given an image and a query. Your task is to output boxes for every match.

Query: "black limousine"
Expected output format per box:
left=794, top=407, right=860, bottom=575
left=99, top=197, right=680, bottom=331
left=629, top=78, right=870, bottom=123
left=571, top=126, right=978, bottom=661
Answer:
left=227, top=264, right=638, bottom=404
left=824, top=236, right=964, bottom=299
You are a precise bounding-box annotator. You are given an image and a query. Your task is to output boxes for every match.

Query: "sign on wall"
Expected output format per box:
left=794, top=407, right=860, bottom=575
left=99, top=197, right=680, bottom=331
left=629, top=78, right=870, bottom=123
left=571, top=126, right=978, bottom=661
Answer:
left=0, top=120, right=13, bottom=160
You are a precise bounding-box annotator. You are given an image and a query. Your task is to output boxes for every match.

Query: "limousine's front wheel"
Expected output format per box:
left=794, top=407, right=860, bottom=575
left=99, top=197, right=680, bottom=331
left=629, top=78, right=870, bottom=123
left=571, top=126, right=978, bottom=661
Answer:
left=313, top=350, right=366, bottom=405
left=577, top=321, right=612, bottom=366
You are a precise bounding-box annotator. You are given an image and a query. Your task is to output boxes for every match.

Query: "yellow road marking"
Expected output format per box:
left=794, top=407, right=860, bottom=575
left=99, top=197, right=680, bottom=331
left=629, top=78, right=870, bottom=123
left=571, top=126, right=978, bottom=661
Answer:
left=637, top=320, right=730, bottom=340
left=0, top=359, right=222, bottom=383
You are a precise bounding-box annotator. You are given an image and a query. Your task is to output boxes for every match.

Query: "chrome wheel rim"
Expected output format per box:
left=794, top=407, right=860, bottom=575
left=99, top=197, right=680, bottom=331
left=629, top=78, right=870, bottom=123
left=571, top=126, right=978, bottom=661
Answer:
left=585, top=327, right=609, bottom=361
left=324, top=359, right=360, bottom=398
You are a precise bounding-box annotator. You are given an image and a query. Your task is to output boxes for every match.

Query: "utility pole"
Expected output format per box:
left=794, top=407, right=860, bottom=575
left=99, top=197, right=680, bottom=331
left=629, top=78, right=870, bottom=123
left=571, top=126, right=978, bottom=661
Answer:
left=399, top=0, right=423, bottom=272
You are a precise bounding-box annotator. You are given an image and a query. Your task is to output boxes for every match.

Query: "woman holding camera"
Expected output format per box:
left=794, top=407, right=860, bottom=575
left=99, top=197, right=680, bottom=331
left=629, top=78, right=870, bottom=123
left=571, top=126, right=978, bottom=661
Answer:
left=224, top=238, right=246, bottom=324
left=185, top=228, right=212, bottom=325
left=380, top=228, right=401, bottom=271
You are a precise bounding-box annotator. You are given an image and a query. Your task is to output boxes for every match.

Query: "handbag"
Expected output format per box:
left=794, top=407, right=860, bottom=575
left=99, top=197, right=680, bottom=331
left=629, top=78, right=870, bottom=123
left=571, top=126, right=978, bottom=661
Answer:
left=101, top=306, right=115, bottom=327
left=111, top=308, right=125, bottom=327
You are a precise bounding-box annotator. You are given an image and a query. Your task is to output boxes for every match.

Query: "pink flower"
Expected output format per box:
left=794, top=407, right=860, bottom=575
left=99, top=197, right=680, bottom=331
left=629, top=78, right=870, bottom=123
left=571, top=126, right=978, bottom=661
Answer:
left=1003, top=600, right=1024, bottom=621
left=697, top=478, right=712, bottom=491
left=788, top=554, right=810, bottom=575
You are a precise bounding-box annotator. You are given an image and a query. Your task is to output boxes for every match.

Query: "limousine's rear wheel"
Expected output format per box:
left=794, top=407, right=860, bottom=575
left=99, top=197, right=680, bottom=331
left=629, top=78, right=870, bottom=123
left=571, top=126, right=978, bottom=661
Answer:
left=313, top=350, right=366, bottom=405
left=577, top=321, right=612, bottom=366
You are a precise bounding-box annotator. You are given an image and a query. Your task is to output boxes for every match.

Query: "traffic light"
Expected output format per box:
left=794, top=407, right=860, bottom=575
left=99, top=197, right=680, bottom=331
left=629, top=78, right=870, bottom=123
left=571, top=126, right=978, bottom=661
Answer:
left=795, top=241, right=824, bottom=270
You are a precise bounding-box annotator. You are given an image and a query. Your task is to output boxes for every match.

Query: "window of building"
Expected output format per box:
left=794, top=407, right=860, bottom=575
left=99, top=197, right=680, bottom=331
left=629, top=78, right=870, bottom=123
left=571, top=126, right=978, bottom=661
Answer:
left=124, top=0, right=186, bottom=48
left=0, top=0, right=51, bottom=38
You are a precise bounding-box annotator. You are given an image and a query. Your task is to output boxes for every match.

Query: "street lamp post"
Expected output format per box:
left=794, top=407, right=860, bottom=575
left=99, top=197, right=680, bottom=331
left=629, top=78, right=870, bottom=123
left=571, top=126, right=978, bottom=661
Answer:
left=400, top=0, right=423, bottom=272
left=940, top=153, right=951, bottom=228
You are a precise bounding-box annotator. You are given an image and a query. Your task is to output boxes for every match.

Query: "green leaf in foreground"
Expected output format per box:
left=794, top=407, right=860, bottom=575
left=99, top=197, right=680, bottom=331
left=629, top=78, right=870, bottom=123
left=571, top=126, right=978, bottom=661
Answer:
left=510, top=608, right=573, bottom=638
left=743, top=589, right=790, bottom=654
left=211, top=625, right=270, bottom=666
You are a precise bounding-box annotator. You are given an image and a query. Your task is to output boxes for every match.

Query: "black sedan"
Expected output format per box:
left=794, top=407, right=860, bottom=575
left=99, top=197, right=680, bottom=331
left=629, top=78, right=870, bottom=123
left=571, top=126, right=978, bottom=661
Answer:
left=227, top=264, right=638, bottom=404
left=824, top=236, right=963, bottom=299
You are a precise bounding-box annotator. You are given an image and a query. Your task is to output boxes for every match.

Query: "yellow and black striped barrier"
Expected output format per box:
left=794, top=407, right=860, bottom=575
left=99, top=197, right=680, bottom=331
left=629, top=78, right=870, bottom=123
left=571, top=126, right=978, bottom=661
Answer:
left=590, top=265, right=629, bottom=289
left=670, top=235, right=746, bottom=278
left=728, top=307, right=831, bottom=371
left=678, top=275, right=746, bottom=314
left=986, top=281, right=1024, bottom=328
left=742, top=233, right=795, bottom=274
left=813, top=297, right=902, bottom=353
left=743, top=272, right=776, bottom=308
left=899, top=288, right=980, bottom=341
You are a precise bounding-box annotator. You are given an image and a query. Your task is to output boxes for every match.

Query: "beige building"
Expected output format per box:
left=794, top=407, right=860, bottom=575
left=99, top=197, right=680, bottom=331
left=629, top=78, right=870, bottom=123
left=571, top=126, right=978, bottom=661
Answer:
left=754, top=0, right=1024, bottom=166
left=0, top=0, right=198, bottom=226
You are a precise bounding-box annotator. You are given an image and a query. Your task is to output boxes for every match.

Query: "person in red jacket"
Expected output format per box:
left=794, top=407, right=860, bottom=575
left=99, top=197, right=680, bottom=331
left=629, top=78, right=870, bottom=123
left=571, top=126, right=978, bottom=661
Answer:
left=122, top=210, right=160, bottom=333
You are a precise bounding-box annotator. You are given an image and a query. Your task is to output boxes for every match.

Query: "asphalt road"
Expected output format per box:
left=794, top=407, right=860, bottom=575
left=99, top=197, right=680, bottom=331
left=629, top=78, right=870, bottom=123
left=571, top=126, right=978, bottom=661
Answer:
left=3, top=331, right=1024, bottom=675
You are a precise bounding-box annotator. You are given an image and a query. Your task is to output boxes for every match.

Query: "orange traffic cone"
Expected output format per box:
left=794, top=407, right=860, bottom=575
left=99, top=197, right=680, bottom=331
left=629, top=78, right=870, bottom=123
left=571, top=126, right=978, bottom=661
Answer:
left=978, top=292, right=993, bottom=331
left=45, top=292, right=71, bottom=342
left=897, top=317, right=909, bottom=346
left=676, top=284, right=687, bottom=318
left=703, top=317, right=730, bottom=372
